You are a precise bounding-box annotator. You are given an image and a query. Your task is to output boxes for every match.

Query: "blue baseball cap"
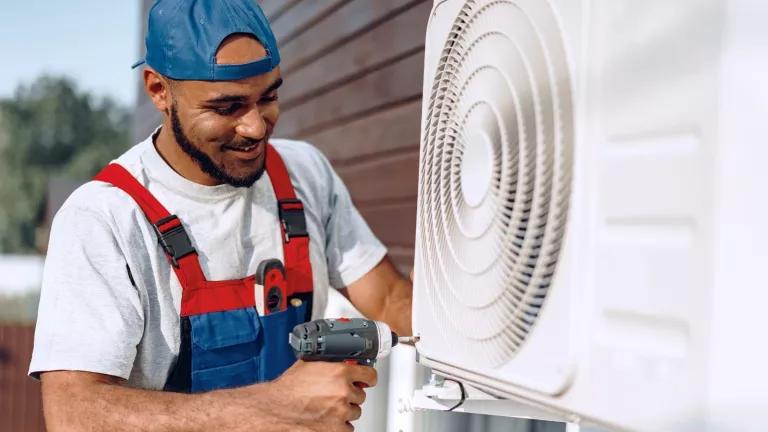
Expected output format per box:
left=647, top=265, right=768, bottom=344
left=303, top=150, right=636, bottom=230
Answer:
left=132, top=0, right=281, bottom=81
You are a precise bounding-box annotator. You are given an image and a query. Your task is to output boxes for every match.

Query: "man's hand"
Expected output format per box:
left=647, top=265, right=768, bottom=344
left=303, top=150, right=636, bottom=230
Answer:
left=265, top=361, right=377, bottom=431
left=40, top=361, right=377, bottom=432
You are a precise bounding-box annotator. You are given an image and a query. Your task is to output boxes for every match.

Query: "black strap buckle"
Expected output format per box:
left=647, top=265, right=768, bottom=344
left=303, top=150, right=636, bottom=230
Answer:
left=277, top=199, right=309, bottom=243
left=153, top=215, right=196, bottom=267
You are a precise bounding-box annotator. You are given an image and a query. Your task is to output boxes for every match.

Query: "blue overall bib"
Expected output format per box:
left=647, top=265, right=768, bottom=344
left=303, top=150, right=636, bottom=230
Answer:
left=94, top=144, right=314, bottom=393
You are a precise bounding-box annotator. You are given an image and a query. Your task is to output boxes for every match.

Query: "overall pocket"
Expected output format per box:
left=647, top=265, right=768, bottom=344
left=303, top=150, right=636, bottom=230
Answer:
left=258, top=300, right=309, bottom=381
left=189, top=307, right=261, bottom=392
left=191, top=357, right=259, bottom=393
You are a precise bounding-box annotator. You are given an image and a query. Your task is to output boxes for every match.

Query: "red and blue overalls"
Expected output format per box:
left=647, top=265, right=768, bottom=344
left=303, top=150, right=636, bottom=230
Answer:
left=94, top=144, right=314, bottom=392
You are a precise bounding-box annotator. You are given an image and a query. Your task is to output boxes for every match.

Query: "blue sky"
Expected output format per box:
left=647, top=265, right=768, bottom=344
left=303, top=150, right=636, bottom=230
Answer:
left=0, top=0, right=141, bottom=106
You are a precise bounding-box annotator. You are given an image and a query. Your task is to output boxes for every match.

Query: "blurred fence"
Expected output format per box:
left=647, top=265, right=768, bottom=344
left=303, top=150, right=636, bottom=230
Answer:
left=0, top=325, right=45, bottom=432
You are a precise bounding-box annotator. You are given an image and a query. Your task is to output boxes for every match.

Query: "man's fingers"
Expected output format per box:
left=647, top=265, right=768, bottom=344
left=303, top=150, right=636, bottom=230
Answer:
left=347, top=404, right=362, bottom=422
left=348, top=385, right=366, bottom=405
left=347, top=364, right=377, bottom=388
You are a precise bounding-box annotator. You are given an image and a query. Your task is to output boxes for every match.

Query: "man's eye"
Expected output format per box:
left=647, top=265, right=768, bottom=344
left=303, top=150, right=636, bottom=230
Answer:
left=260, top=94, right=279, bottom=104
left=213, top=103, right=243, bottom=115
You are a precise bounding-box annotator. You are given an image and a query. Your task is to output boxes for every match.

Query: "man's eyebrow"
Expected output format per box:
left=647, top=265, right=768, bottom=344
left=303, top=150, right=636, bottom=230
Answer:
left=204, top=94, right=249, bottom=104
left=203, top=78, right=284, bottom=104
left=263, top=77, right=284, bottom=95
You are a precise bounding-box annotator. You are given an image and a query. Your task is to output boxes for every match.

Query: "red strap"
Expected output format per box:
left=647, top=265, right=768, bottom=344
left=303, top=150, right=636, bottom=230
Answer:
left=93, top=144, right=314, bottom=316
left=94, top=164, right=173, bottom=223
left=93, top=164, right=210, bottom=316
left=265, top=144, right=314, bottom=296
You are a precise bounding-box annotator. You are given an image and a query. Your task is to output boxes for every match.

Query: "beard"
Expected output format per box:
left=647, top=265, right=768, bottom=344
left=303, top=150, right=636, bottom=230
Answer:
left=170, top=104, right=266, bottom=188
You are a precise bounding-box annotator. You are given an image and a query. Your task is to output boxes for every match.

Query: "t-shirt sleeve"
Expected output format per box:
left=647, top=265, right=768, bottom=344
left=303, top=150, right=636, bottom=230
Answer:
left=312, top=150, right=387, bottom=289
left=29, top=200, right=144, bottom=380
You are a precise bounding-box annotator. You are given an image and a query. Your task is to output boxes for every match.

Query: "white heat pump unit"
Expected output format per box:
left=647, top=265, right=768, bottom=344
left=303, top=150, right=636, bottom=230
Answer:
left=412, top=0, right=768, bottom=430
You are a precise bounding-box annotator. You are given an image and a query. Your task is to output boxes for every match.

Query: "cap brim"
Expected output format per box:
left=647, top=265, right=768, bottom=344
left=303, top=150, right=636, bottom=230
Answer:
left=131, top=59, right=146, bottom=69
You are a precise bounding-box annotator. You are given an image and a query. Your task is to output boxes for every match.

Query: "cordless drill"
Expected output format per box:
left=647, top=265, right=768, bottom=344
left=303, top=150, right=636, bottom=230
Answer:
left=289, top=318, right=417, bottom=366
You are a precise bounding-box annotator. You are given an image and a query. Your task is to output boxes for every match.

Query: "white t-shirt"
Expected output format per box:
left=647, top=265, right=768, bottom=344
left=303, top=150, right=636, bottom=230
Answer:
left=29, top=133, right=387, bottom=390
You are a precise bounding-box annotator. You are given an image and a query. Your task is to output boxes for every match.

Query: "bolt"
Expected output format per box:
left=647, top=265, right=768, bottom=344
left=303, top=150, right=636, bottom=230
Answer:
left=429, top=373, right=445, bottom=387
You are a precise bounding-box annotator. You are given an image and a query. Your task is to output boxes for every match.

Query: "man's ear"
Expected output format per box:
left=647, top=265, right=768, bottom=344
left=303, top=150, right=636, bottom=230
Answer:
left=143, top=67, right=172, bottom=113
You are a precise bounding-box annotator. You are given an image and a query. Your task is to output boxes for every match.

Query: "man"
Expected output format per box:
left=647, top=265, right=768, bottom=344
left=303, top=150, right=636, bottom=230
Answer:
left=28, top=1, right=413, bottom=431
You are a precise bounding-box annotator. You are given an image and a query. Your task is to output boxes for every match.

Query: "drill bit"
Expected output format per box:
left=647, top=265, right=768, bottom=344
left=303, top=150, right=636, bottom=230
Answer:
left=398, top=336, right=420, bottom=344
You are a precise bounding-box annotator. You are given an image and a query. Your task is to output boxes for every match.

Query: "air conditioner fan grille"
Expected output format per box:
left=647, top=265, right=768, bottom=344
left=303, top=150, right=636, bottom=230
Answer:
left=417, top=0, right=574, bottom=367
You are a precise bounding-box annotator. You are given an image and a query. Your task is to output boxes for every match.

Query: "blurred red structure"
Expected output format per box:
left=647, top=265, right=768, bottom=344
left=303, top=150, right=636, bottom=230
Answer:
left=0, top=325, right=45, bottom=432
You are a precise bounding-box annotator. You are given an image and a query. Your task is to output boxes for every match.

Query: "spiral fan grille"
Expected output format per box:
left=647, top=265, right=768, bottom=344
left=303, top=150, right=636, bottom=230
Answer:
left=418, top=0, right=574, bottom=367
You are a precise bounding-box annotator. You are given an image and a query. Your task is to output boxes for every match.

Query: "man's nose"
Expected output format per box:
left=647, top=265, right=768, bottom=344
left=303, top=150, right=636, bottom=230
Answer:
left=235, top=107, right=268, bottom=141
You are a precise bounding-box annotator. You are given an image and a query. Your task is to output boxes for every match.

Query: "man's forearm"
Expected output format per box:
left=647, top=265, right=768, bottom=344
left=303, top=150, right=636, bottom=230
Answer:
left=343, top=257, right=414, bottom=336
left=42, top=372, right=289, bottom=432
left=381, top=277, right=413, bottom=336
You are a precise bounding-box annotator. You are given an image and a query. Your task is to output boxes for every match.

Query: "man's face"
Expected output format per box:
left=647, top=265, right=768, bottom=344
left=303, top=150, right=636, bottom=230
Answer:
left=165, top=36, right=282, bottom=187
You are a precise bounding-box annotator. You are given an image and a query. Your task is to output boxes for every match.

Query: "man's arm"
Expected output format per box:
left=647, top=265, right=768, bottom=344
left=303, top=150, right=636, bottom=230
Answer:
left=302, top=144, right=412, bottom=334
left=340, top=256, right=413, bottom=336
left=41, top=360, right=376, bottom=432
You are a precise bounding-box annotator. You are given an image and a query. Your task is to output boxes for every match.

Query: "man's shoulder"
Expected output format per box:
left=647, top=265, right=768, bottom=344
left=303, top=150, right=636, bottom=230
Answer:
left=58, top=181, right=141, bottom=229
left=269, top=138, right=334, bottom=182
left=268, top=139, right=342, bottom=219
left=270, top=138, right=327, bottom=165
left=114, top=136, right=154, bottom=176
left=56, top=140, right=152, bottom=223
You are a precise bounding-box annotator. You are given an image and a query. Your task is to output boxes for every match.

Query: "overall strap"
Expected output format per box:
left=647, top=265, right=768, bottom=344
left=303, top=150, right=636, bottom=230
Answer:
left=265, top=144, right=314, bottom=296
left=93, top=164, right=207, bottom=294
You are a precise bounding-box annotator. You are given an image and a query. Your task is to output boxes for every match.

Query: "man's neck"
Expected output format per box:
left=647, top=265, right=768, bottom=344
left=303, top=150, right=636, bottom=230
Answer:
left=154, top=121, right=220, bottom=186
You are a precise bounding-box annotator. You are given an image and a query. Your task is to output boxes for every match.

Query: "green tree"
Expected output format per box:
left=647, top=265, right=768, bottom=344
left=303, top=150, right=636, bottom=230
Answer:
left=0, top=75, right=132, bottom=253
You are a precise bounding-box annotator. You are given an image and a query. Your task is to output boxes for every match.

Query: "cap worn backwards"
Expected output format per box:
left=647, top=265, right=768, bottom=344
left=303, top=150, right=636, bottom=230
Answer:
left=133, top=0, right=280, bottom=81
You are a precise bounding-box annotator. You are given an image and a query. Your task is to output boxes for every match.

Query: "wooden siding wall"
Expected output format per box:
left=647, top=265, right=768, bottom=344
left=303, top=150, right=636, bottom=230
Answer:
left=260, top=0, right=430, bottom=273
left=0, top=325, right=46, bottom=432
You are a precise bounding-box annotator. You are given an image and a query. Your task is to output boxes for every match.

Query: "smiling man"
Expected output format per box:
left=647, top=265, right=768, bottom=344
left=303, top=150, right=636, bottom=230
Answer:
left=28, top=1, right=413, bottom=431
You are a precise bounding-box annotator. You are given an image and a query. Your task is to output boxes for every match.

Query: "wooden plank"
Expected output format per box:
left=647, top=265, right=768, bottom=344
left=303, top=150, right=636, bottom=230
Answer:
left=270, top=0, right=353, bottom=46
left=358, top=202, right=417, bottom=246
left=276, top=50, right=425, bottom=138
left=336, top=149, right=419, bottom=202
left=303, top=99, right=422, bottom=163
left=258, top=0, right=301, bottom=22
left=279, top=0, right=425, bottom=73
left=280, top=1, right=431, bottom=106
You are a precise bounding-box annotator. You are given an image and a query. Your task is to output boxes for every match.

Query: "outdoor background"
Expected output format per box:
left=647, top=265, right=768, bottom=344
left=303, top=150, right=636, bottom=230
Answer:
left=0, top=1, right=565, bottom=431
left=1, top=1, right=139, bottom=430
